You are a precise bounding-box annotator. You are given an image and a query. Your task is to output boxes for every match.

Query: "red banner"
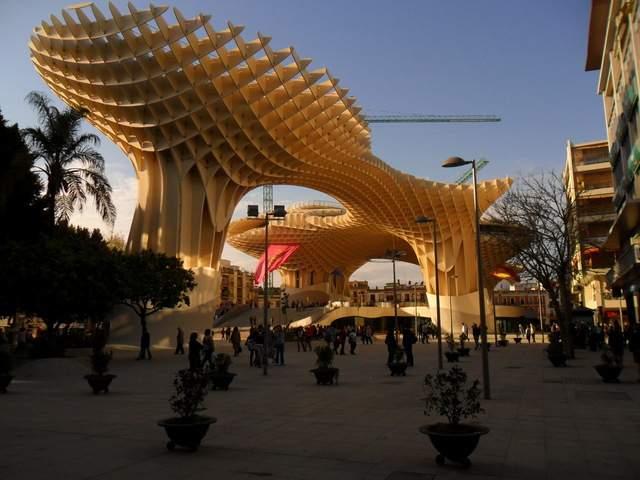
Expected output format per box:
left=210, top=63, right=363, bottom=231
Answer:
left=254, top=244, right=300, bottom=286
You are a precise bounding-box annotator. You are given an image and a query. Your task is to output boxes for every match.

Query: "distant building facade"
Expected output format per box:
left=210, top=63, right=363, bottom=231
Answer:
left=586, top=0, right=640, bottom=323
left=563, top=139, right=624, bottom=322
left=219, top=259, right=256, bottom=305
left=349, top=280, right=427, bottom=306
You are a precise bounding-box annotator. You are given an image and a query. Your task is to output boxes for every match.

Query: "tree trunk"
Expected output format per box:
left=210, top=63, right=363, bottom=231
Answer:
left=138, top=312, right=146, bottom=359
left=558, top=284, right=574, bottom=358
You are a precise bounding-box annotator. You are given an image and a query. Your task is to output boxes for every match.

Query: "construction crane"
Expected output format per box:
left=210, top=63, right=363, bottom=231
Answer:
left=455, top=158, right=489, bottom=184
left=364, top=114, right=501, bottom=124
left=262, top=114, right=498, bottom=214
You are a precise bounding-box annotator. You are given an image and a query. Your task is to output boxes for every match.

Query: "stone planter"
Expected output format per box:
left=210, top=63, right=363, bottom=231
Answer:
left=457, top=347, right=470, bottom=357
left=547, top=353, right=567, bottom=367
left=209, top=372, right=236, bottom=390
left=420, top=423, right=489, bottom=468
left=310, top=367, right=339, bottom=385
left=84, top=374, right=116, bottom=394
left=498, top=339, right=509, bottom=347
left=514, top=337, right=522, bottom=344
left=158, top=416, right=217, bottom=452
left=388, top=362, right=408, bottom=376
left=594, top=364, right=622, bottom=383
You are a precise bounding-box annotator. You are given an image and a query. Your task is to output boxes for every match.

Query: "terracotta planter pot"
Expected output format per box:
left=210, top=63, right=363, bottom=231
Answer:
left=514, top=337, right=522, bottom=344
left=594, top=364, right=622, bottom=383
left=158, top=416, right=217, bottom=452
left=84, top=374, right=116, bottom=394
left=548, top=353, right=567, bottom=367
left=388, top=362, right=408, bottom=376
left=420, top=423, right=489, bottom=468
left=0, top=374, right=13, bottom=393
left=209, top=372, right=236, bottom=390
left=445, top=351, right=460, bottom=363
left=310, top=367, right=339, bottom=385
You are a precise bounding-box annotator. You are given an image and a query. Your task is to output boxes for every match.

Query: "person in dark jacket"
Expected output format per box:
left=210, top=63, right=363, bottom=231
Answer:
left=175, top=327, right=185, bottom=355
left=402, top=327, right=417, bottom=367
left=385, top=330, right=397, bottom=366
left=188, top=332, right=203, bottom=370
left=138, top=327, right=152, bottom=360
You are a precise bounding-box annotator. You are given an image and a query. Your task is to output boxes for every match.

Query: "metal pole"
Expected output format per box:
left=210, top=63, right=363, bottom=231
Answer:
left=472, top=160, right=491, bottom=400
left=432, top=222, right=443, bottom=370
left=263, top=214, right=269, bottom=376
left=449, top=275, right=453, bottom=336
left=414, top=284, right=418, bottom=333
left=392, top=254, right=398, bottom=342
left=538, top=283, right=544, bottom=343
left=493, top=289, right=498, bottom=346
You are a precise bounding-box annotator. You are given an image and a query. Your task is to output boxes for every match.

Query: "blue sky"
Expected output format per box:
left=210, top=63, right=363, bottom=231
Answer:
left=0, top=1, right=604, bottom=286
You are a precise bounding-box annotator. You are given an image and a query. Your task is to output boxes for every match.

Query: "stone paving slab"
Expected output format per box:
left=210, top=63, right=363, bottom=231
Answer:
left=1, top=340, right=640, bottom=479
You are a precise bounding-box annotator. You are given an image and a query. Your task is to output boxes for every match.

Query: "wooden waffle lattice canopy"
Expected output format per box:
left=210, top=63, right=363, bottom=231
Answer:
left=29, top=3, right=513, bottom=299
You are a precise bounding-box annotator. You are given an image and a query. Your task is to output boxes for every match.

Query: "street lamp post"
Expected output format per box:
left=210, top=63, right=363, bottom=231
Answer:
left=442, top=157, right=491, bottom=400
left=248, top=204, right=287, bottom=376
left=415, top=216, right=443, bottom=370
left=448, top=274, right=459, bottom=337
left=384, top=249, right=405, bottom=341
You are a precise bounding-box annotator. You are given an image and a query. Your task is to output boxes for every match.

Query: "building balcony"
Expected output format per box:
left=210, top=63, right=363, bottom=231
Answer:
left=575, top=161, right=612, bottom=172
left=577, top=184, right=615, bottom=198
left=578, top=210, right=616, bottom=223
left=607, top=244, right=640, bottom=287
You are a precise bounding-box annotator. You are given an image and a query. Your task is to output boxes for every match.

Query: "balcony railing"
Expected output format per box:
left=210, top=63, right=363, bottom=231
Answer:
left=611, top=244, right=640, bottom=283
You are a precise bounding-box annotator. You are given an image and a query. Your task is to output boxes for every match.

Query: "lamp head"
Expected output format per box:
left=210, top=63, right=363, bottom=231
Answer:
left=272, top=205, right=287, bottom=218
left=442, top=156, right=472, bottom=168
left=247, top=205, right=259, bottom=217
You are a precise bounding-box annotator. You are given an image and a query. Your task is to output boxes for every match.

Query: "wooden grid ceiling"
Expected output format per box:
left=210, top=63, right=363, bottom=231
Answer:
left=30, top=3, right=514, bottom=296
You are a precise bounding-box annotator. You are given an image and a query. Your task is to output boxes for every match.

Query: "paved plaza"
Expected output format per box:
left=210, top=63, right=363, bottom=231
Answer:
left=2, top=338, right=640, bottom=480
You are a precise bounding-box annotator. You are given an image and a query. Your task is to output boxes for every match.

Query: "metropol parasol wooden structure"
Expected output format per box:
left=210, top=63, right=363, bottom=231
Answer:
left=29, top=2, right=518, bottom=321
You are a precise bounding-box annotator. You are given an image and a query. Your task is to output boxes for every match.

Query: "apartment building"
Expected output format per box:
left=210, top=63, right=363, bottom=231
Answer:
left=586, top=0, right=640, bottom=323
left=563, top=140, right=623, bottom=321
left=219, top=259, right=256, bottom=305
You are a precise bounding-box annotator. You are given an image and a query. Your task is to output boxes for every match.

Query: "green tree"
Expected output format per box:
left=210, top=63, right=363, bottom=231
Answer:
left=21, top=92, right=115, bottom=227
left=0, top=110, right=45, bottom=239
left=116, top=250, right=196, bottom=358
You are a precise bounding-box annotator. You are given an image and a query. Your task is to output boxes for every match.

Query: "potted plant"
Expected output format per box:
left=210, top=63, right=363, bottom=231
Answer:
left=209, top=353, right=236, bottom=390
left=310, top=345, right=339, bottom=385
left=84, top=349, right=116, bottom=394
left=594, top=346, right=623, bottom=383
left=158, top=369, right=216, bottom=451
left=546, top=335, right=567, bottom=367
left=420, top=366, right=489, bottom=468
left=388, top=347, right=408, bottom=376
left=444, top=335, right=460, bottom=363
left=497, top=331, right=509, bottom=347
left=0, top=350, right=14, bottom=393
left=457, top=334, right=470, bottom=357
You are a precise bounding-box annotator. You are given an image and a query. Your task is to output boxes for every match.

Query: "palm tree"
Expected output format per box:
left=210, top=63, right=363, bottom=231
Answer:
left=22, top=91, right=116, bottom=227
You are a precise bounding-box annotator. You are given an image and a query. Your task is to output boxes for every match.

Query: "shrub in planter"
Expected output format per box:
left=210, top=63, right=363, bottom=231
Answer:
left=209, top=353, right=236, bottom=390
left=514, top=337, right=522, bottom=344
left=497, top=332, right=508, bottom=347
left=388, top=348, right=408, bottom=376
left=158, top=369, right=216, bottom=451
left=311, top=345, right=339, bottom=385
left=84, top=349, right=116, bottom=394
left=0, top=351, right=14, bottom=393
left=594, top=346, right=623, bottom=383
left=420, top=366, right=488, bottom=468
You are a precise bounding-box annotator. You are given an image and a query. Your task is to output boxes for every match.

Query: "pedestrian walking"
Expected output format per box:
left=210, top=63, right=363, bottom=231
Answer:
left=472, top=323, right=480, bottom=350
left=525, top=324, right=532, bottom=343
left=202, top=328, right=214, bottom=367
left=348, top=328, right=357, bottom=354
left=231, top=326, right=241, bottom=356
left=274, top=325, right=285, bottom=365
left=188, top=332, right=202, bottom=370
left=138, top=327, right=152, bottom=360
left=385, top=330, right=397, bottom=366
left=402, top=327, right=417, bottom=366
left=175, top=327, right=185, bottom=355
